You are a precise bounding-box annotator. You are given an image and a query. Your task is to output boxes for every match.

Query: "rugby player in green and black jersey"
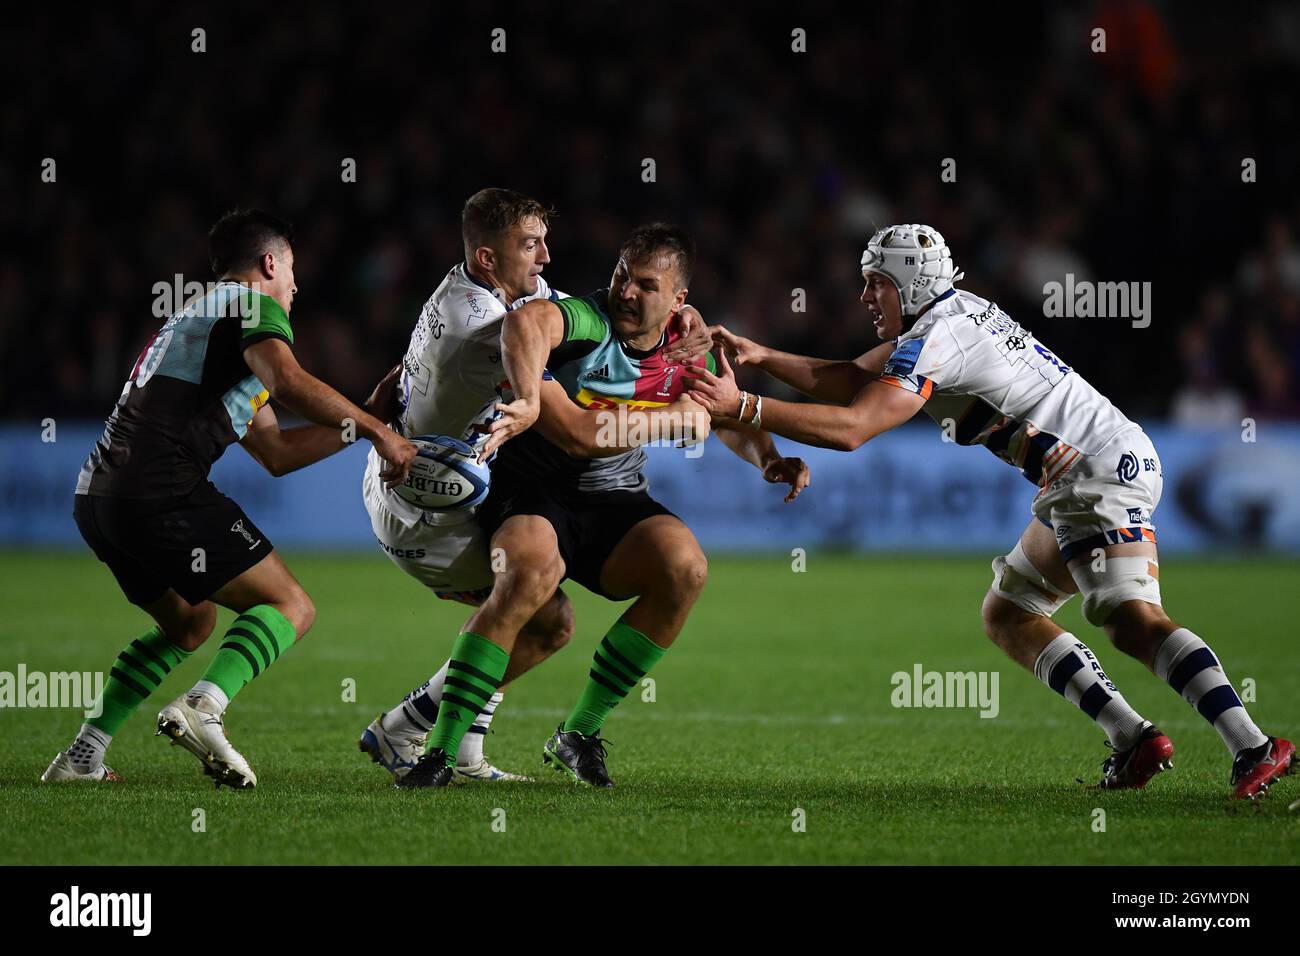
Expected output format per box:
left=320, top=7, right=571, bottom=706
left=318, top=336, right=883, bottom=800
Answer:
left=43, top=210, right=417, bottom=789
left=398, top=223, right=810, bottom=788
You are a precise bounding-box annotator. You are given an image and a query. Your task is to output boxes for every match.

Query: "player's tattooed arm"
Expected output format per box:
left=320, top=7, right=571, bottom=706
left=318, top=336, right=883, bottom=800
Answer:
left=488, top=299, right=567, bottom=458
left=713, top=421, right=810, bottom=502
left=239, top=363, right=406, bottom=476
left=243, top=339, right=416, bottom=486
left=707, top=326, right=893, bottom=405
left=534, top=380, right=710, bottom=458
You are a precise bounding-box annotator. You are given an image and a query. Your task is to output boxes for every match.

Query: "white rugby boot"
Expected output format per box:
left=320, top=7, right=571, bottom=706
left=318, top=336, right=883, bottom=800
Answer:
left=156, top=692, right=257, bottom=789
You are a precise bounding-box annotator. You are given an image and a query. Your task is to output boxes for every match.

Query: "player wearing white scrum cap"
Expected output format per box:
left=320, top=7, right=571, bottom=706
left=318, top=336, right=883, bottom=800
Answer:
left=687, top=223, right=1294, bottom=801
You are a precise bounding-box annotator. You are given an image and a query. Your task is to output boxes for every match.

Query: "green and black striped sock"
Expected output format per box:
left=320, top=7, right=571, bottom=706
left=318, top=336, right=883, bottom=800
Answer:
left=426, top=632, right=509, bottom=767
left=87, top=626, right=192, bottom=736
left=563, top=619, right=667, bottom=737
left=196, top=604, right=297, bottom=701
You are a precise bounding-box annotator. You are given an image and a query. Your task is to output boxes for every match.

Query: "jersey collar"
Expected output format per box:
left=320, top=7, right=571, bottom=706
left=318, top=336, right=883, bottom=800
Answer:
left=460, top=262, right=508, bottom=303
left=899, top=288, right=956, bottom=336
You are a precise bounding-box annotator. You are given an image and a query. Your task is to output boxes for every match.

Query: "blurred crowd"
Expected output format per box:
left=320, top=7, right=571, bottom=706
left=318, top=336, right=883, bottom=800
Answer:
left=3, top=1, right=1299, bottom=424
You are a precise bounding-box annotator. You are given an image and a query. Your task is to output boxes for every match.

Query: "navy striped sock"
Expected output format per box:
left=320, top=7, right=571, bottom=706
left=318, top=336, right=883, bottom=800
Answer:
left=1034, top=633, right=1147, bottom=750
left=1155, top=628, right=1266, bottom=756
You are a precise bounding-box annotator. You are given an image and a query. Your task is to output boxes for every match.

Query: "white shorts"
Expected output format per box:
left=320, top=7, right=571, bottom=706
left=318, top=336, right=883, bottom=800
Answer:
left=362, top=448, right=494, bottom=600
left=1032, top=425, right=1162, bottom=563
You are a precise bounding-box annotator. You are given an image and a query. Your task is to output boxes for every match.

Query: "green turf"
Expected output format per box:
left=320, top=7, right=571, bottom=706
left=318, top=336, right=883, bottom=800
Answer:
left=1, top=550, right=1297, bottom=865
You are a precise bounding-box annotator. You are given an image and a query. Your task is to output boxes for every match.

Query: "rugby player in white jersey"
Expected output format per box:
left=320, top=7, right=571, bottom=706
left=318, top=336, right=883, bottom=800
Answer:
left=686, top=224, right=1294, bottom=801
left=359, top=189, right=711, bottom=782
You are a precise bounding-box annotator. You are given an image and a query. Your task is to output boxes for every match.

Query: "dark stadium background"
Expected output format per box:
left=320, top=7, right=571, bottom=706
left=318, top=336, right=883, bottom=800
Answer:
left=4, top=1, right=1299, bottom=423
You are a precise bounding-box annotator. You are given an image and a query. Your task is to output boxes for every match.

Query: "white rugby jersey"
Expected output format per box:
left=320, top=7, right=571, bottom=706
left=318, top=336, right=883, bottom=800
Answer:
left=368, top=263, right=561, bottom=528
left=398, top=262, right=561, bottom=448
left=878, top=288, right=1135, bottom=486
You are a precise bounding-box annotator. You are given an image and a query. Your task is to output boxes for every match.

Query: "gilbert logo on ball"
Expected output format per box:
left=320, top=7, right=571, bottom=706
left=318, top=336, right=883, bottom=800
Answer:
left=392, top=435, right=490, bottom=512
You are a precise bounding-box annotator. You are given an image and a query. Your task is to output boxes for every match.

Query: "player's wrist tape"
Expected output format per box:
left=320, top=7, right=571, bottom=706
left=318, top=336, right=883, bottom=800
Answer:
left=737, top=390, right=750, bottom=420
left=750, top=395, right=763, bottom=429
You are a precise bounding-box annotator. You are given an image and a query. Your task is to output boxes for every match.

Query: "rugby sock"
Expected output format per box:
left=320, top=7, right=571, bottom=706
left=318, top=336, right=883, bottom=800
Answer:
left=86, top=626, right=192, bottom=738
left=1154, top=628, right=1267, bottom=756
left=1034, top=633, right=1148, bottom=750
left=459, top=692, right=503, bottom=765
left=67, top=724, right=111, bottom=772
left=382, top=661, right=504, bottom=765
left=562, top=619, right=666, bottom=737
left=384, top=661, right=451, bottom=735
left=194, top=605, right=296, bottom=706
left=425, top=633, right=509, bottom=766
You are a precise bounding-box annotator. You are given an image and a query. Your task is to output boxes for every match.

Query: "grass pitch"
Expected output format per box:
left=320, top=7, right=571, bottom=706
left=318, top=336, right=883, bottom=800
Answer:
left=1, top=550, right=1297, bottom=865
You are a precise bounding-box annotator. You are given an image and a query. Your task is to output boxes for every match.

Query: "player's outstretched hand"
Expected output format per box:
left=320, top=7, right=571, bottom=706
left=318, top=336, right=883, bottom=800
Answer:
left=763, top=456, right=811, bottom=503
left=364, top=363, right=405, bottom=426
left=710, top=325, right=767, bottom=366
left=683, top=349, right=742, bottom=417
left=375, top=427, right=418, bottom=489
left=481, top=396, right=541, bottom=461
left=663, top=305, right=711, bottom=363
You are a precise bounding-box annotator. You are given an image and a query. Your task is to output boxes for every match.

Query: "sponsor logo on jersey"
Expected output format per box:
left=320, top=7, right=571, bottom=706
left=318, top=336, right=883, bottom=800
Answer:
left=883, top=338, right=924, bottom=377
left=1127, top=507, right=1150, bottom=525
left=584, top=364, right=612, bottom=382
left=377, top=541, right=427, bottom=560
left=1116, top=452, right=1139, bottom=483
left=574, top=388, right=670, bottom=411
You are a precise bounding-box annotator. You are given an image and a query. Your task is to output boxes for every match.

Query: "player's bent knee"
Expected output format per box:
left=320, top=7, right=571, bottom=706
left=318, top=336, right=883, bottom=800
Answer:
left=1068, top=555, right=1161, bottom=628
left=170, top=603, right=217, bottom=652
left=989, top=548, right=1070, bottom=621
left=277, top=589, right=316, bottom=639
left=498, top=563, right=562, bottom=606
left=661, top=547, right=708, bottom=600
left=980, top=590, right=1022, bottom=642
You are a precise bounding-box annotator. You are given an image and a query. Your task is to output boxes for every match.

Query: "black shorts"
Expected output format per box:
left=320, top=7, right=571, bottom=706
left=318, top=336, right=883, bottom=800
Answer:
left=477, top=472, right=675, bottom=598
left=73, top=483, right=273, bottom=606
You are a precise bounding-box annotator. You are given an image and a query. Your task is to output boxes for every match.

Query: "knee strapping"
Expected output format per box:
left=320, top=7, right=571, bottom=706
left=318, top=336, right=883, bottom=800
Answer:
left=1069, top=555, right=1162, bottom=627
left=989, top=544, right=1072, bottom=619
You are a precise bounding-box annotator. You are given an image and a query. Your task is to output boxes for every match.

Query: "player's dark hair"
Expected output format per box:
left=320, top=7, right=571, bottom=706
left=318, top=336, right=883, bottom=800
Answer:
left=619, top=222, right=695, bottom=287
left=462, top=188, right=552, bottom=253
left=208, top=208, right=296, bottom=276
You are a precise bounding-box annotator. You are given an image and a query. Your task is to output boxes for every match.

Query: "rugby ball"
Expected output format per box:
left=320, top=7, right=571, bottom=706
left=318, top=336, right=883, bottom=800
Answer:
left=391, top=435, right=491, bottom=512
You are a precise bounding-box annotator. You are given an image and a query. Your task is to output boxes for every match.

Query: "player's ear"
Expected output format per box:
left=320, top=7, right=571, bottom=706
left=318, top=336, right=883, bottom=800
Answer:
left=474, top=245, right=496, bottom=272
left=258, top=251, right=276, bottom=281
